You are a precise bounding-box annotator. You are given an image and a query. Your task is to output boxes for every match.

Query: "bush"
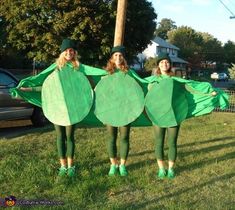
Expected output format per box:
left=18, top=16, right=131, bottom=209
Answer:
left=144, top=57, right=157, bottom=72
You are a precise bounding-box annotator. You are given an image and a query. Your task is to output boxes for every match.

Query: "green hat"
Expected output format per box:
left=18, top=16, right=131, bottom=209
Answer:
left=60, top=38, right=77, bottom=52
left=111, top=45, right=125, bottom=56
left=156, top=52, right=171, bottom=65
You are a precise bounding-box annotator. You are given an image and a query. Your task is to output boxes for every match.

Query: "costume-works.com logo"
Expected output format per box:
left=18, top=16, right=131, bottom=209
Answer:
left=4, top=195, right=16, bottom=207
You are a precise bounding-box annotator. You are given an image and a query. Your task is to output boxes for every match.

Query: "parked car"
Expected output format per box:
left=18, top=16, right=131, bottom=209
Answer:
left=218, top=73, right=229, bottom=81
left=211, top=72, right=219, bottom=80
left=0, top=68, right=48, bottom=126
left=210, top=72, right=228, bottom=82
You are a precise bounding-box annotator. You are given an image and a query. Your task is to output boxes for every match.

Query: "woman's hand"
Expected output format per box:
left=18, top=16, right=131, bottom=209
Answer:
left=211, top=91, right=217, bottom=96
left=20, top=87, right=33, bottom=92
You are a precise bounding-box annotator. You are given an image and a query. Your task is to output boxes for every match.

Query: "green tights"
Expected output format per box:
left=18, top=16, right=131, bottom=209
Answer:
left=153, top=125, right=180, bottom=161
left=106, top=125, right=130, bottom=160
left=54, top=124, right=75, bottom=159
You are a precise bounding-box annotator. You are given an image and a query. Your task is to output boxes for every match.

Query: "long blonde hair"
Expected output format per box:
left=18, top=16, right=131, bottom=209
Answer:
left=55, top=50, right=79, bottom=70
left=105, top=55, right=129, bottom=74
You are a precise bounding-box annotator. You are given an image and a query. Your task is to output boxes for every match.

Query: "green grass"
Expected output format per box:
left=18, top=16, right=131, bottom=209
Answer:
left=0, top=112, right=235, bottom=209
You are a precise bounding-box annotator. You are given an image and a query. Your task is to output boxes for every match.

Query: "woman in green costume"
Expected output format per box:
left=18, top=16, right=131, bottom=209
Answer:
left=18, top=38, right=102, bottom=177
left=147, top=52, right=219, bottom=179
left=103, top=46, right=132, bottom=176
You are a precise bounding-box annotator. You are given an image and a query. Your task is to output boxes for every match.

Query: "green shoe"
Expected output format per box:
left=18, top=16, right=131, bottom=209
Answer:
left=119, top=165, right=128, bottom=176
left=67, top=166, right=76, bottom=177
left=157, top=168, right=166, bottom=179
left=167, top=168, right=175, bottom=179
left=58, top=166, right=67, bottom=177
left=108, top=164, right=118, bottom=176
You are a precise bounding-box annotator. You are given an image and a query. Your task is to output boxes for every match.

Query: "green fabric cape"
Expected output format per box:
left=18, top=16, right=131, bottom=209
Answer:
left=10, top=64, right=229, bottom=127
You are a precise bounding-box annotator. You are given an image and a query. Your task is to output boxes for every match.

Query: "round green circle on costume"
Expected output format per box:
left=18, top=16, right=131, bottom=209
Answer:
left=145, top=77, right=188, bottom=127
left=42, top=66, right=93, bottom=126
left=94, top=71, right=145, bottom=126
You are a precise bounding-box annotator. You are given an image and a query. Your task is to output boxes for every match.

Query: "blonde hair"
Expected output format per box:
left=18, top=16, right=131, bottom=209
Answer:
left=105, top=54, right=129, bottom=74
left=55, top=50, right=79, bottom=70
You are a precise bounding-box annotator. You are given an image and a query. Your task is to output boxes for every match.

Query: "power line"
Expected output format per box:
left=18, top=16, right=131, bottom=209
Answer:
left=218, top=0, right=235, bottom=18
left=227, top=0, right=235, bottom=10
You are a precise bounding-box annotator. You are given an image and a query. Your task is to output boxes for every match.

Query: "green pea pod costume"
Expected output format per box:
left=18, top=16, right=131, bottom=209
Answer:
left=10, top=62, right=107, bottom=126
left=11, top=66, right=229, bottom=127
left=94, top=70, right=145, bottom=127
left=145, top=77, right=188, bottom=127
left=144, top=75, right=229, bottom=127
left=41, top=67, right=94, bottom=126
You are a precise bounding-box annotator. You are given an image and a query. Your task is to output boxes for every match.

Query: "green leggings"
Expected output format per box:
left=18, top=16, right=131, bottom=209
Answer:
left=153, top=125, right=180, bottom=161
left=54, top=124, right=75, bottom=159
left=106, top=125, right=130, bottom=160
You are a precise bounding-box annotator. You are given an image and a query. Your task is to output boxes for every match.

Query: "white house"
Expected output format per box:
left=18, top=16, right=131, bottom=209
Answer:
left=132, top=36, right=188, bottom=74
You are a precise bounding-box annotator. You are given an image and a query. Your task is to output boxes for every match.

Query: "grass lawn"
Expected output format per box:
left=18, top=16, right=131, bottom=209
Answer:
left=0, top=112, right=234, bottom=209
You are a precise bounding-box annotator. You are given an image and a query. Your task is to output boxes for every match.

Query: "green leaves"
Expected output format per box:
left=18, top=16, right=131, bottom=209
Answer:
left=0, top=0, right=156, bottom=66
left=228, top=63, right=235, bottom=80
left=155, top=18, right=177, bottom=40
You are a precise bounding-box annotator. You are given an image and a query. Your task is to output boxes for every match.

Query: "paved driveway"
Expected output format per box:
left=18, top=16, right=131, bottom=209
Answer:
left=0, top=120, right=52, bottom=139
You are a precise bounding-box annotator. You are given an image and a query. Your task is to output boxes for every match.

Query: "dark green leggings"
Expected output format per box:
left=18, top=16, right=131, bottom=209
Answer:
left=54, top=124, right=75, bottom=159
left=106, top=125, right=130, bottom=160
left=153, top=125, right=180, bottom=161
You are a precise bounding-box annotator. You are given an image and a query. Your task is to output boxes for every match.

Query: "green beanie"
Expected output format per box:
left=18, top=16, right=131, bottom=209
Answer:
left=111, top=45, right=125, bottom=56
left=60, top=38, right=77, bottom=52
left=156, top=52, right=171, bottom=65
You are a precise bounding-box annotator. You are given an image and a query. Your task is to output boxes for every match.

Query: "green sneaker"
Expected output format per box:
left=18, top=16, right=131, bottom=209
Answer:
left=167, top=168, right=175, bottom=179
left=58, top=166, right=67, bottom=177
left=67, top=166, right=76, bottom=177
left=157, top=168, right=166, bottom=179
left=119, top=165, right=128, bottom=176
left=108, top=164, right=118, bottom=176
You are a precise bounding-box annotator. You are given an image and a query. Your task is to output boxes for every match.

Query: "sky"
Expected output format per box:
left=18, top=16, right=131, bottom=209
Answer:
left=150, top=0, right=235, bottom=44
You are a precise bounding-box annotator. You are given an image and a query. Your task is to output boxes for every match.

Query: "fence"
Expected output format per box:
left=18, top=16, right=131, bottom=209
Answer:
left=214, top=90, right=235, bottom=113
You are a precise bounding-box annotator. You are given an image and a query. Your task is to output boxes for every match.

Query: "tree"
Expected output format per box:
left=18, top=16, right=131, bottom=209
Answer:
left=0, top=17, right=31, bottom=68
left=228, top=63, right=235, bottom=80
left=154, top=18, right=177, bottom=40
left=144, top=57, right=157, bottom=72
left=199, top=32, right=224, bottom=68
left=0, top=0, right=156, bottom=66
left=167, top=26, right=203, bottom=68
left=223, top=41, right=235, bottom=65
left=124, top=0, right=157, bottom=62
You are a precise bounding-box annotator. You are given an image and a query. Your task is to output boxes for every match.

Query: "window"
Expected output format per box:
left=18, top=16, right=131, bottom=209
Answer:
left=0, top=72, right=17, bottom=87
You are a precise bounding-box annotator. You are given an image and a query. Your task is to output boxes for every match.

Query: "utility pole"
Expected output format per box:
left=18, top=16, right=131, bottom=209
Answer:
left=113, top=0, right=127, bottom=46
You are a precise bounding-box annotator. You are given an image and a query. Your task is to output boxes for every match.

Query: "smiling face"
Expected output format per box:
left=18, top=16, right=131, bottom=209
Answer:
left=158, top=59, right=171, bottom=75
left=112, top=52, right=124, bottom=68
left=64, top=48, right=75, bottom=61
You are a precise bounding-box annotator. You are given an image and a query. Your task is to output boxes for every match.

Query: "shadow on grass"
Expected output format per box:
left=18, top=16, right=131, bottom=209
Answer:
left=179, top=141, right=235, bottom=157
left=128, top=159, right=156, bottom=172
left=178, top=151, right=235, bottom=173
left=178, top=136, right=235, bottom=148
left=129, top=150, right=154, bottom=157
left=118, top=172, right=235, bottom=209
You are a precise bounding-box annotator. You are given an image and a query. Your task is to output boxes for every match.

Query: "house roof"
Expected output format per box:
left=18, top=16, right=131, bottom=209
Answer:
left=170, top=56, right=188, bottom=64
left=152, top=36, right=179, bottom=50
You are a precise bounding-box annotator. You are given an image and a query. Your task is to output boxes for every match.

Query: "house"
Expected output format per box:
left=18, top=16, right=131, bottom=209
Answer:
left=132, top=36, right=188, bottom=77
